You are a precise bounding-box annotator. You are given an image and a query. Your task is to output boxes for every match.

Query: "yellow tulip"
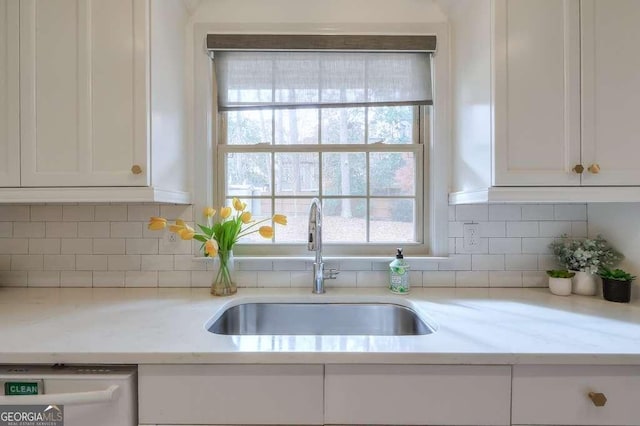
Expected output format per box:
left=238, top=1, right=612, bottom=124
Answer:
left=220, top=206, right=232, bottom=219
left=240, top=211, right=252, bottom=224
left=169, top=219, right=186, bottom=233
left=259, top=225, right=274, bottom=239
left=205, top=239, right=219, bottom=257
left=203, top=207, right=216, bottom=218
left=178, top=224, right=195, bottom=240
left=232, top=197, right=246, bottom=211
left=273, top=214, right=288, bottom=226
left=148, top=217, right=167, bottom=230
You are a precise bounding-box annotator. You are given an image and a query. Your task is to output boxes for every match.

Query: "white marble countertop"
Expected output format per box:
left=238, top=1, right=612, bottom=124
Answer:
left=0, top=286, right=639, bottom=365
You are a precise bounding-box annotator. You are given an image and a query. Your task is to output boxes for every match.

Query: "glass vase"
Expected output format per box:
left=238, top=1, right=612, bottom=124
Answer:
left=211, top=250, right=237, bottom=296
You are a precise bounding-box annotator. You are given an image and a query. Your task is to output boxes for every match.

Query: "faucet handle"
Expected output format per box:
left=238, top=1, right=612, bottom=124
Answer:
left=326, top=269, right=340, bottom=280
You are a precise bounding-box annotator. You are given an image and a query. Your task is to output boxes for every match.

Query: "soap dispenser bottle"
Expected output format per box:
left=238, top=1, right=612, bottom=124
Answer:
left=389, top=248, right=410, bottom=294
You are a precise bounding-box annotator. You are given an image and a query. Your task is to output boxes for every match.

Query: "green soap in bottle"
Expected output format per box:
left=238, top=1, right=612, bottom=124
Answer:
left=389, top=248, right=410, bottom=294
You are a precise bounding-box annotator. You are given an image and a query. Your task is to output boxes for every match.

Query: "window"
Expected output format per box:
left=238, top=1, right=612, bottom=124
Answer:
left=210, top=36, right=435, bottom=256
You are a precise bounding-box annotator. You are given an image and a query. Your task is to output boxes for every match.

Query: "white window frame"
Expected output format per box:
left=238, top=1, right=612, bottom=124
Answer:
left=192, top=23, right=450, bottom=259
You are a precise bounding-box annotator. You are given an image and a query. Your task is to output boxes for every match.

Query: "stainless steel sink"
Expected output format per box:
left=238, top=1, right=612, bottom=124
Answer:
left=207, top=303, right=434, bottom=336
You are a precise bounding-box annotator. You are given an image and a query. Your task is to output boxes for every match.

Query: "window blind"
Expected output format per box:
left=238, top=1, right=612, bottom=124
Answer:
left=214, top=51, right=433, bottom=111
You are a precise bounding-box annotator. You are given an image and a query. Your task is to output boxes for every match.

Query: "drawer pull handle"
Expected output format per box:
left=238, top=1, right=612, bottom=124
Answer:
left=588, top=391, right=607, bottom=407
left=131, top=165, right=143, bottom=175
left=572, top=164, right=584, bottom=174
left=588, top=163, right=601, bottom=174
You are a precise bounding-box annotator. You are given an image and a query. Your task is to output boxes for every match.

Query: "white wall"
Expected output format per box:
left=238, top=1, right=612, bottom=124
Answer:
left=192, top=0, right=447, bottom=24
left=440, top=0, right=492, bottom=193
left=588, top=203, right=640, bottom=301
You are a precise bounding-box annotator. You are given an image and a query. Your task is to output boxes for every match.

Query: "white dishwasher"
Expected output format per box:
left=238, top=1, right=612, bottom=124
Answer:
left=0, top=365, right=136, bottom=426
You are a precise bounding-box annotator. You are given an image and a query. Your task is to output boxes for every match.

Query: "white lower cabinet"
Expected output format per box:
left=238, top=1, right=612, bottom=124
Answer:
left=512, top=365, right=640, bottom=425
left=138, top=364, right=324, bottom=425
left=325, top=364, right=511, bottom=425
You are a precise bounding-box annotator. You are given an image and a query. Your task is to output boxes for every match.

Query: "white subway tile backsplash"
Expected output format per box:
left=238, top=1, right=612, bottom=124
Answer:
left=0, top=255, right=10, bottom=271
left=111, top=222, right=143, bottom=238
left=0, top=222, right=12, bottom=237
left=554, top=204, right=587, bottom=221
left=28, top=271, right=60, bottom=287
left=28, top=239, right=61, bottom=255
left=455, top=271, right=489, bottom=287
left=158, top=271, right=190, bottom=287
left=539, top=221, right=572, bottom=237
left=94, top=204, right=128, bottom=221
left=93, top=271, right=125, bottom=287
left=521, top=204, right=554, bottom=221
left=108, top=255, right=141, bottom=271
left=506, top=222, right=539, bottom=237
left=141, top=255, right=174, bottom=271
left=11, top=255, right=43, bottom=271
left=46, top=222, right=78, bottom=238
left=0, top=206, right=30, bottom=221
left=78, top=222, right=110, bottom=238
left=14, top=222, right=45, bottom=238
left=128, top=204, right=160, bottom=221
left=489, top=238, right=521, bottom=254
left=522, top=237, right=554, bottom=254
left=94, top=239, right=126, bottom=255
left=76, top=255, right=107, bottom=271
left=456, top=205, right=488, bottom=221
left=44, top=255, right=76, bottom=271
left=31, top=205, right=63, bottom=222
left=523, top=271, right=547, bottom=287
left=489, top=205, right=521, bottom=221
left=60, top=271, right=92, bottom=287
left=472, top=254, right=505, bottom=271
left=423, top=271, right=455, bottom=287
left=61, top=239, right=93, bottom=254
left=505, top=254, right=538, bottom=271
left=0, top=202, right=586, bottom=289
left=489, top=271, right=523, bottom=287
left=125, top=271, right=158, bottom=287
left=62, top=206, right=95, bottom=222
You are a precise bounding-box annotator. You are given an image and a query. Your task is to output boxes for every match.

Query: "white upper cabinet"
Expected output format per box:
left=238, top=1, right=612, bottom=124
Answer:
left=493, top=0, right=581, bottom=186
left=0, top=0, right=190, bottom=203
left=20, top=0, right=147, bottom=187
left=0, top=0, right=19, bottom=187
left=581, top=0, right=640, bottom=186
left=449, top=0, right=640, bottom=203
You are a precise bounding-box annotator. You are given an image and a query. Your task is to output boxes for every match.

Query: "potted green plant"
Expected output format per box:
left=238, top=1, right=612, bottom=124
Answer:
left=549, top=235, right=621, bottom=296
left=598, top=267, right=636, bottom=303
left=546, top=270, right=575, bottom=296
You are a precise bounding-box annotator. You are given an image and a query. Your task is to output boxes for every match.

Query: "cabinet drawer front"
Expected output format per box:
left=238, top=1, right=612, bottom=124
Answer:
left=512, top=365, right=640, bottom=425
left=139, top=364, right=323, bottom=425
left=325, top=364, right=511, bottom=425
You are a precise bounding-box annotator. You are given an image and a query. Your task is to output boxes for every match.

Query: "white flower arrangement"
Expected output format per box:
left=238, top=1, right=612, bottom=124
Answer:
left=549, top=234, right=622, bottom=274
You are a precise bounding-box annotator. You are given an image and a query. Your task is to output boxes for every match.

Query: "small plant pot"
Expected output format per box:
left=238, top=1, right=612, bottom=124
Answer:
left=602, top=278, right=632, bottom=303
left=548, top=277, right=572, bottom=296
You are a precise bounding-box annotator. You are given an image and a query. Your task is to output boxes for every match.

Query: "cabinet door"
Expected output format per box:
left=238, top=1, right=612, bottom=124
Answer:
left=581, top=0, right=640, bottom=185
left=0, top=0, right=19, bottom=187
left=325, top=364, right=511, bottom=425
left=20, top=0, right=148, bottom=187
left=493, top=0, right=581, bottom=186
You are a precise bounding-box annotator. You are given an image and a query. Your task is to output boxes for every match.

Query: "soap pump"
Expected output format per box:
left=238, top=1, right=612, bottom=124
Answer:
left=389, top=248, right=410, bottom=294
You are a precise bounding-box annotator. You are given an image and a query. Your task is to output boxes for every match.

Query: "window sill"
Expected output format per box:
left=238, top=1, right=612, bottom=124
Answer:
left=193, top=255, right=449, bottom=262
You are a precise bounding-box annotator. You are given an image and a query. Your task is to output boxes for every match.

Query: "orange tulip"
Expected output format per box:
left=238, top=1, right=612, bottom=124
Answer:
left=240, top=211, right=252, bottom=224
left=178, top=224, right=195, bottom=240
left=259, top=226, right=274, bottom=239
left=204, top=239, right=219, bottom=257
left=232, top=197, right=246, bottom=211
left=148, top=217, right=167, bottom=230
left=220, top=207, right=232, bottom=219
left=273, top=214, right=288, bottom=226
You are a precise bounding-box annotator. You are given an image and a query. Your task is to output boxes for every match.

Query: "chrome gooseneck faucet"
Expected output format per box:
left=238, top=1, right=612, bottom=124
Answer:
left=308, top=198, right=339, bottom=294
